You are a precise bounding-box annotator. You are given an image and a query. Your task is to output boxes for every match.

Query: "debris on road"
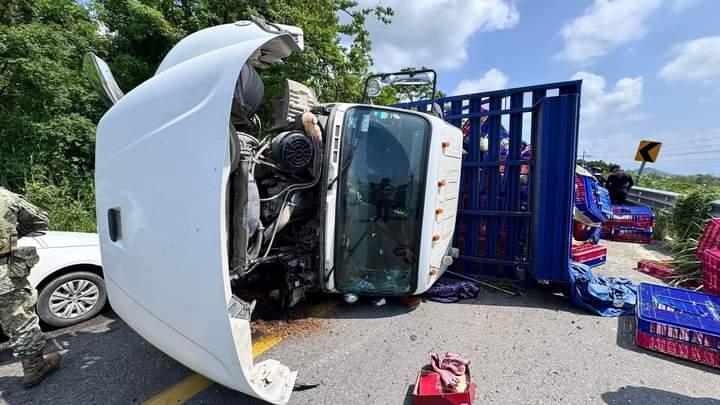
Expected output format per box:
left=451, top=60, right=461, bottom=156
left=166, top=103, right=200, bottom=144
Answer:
left=251, top=317, right=327, bottom=339
left=425, top=280, right=479, bottom=303
left=373, top=298, right=387, bottom=307
left=413, top=352, right=476, bottom=405
left=445, top=271, right=521, bottom=297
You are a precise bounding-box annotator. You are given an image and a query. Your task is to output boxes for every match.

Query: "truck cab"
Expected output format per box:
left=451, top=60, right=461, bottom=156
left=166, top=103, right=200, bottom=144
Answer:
left=89, top=18, right=461, bottom=404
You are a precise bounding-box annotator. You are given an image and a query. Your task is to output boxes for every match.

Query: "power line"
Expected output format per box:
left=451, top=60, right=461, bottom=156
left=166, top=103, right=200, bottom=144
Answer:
left=661, top=149, right=720, bottom=157
left=659, top=136, right=720, bottom=147
left=660, top=142, right=720, bottom=152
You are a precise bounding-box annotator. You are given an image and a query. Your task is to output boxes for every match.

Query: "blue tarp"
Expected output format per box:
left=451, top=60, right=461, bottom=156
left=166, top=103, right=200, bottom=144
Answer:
left=566, top=262, right=638, bottom=316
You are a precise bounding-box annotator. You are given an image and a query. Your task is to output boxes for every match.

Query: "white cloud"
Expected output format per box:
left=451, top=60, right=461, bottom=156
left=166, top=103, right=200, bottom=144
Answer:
left=557, top=0, right=662, bottom=64
left=358, top=0, right=519, bottom=71
left=452, top=68, right=508, bottom=95
left=659, top=36, right=720, bottom=82
left=671, top=0, right=699, bottom=11
left=572, top=71, right=643, bottom=123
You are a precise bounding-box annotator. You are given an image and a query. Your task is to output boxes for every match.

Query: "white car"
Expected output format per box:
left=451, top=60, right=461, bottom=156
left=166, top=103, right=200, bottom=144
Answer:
left=19, top=231, right=106, bottom=327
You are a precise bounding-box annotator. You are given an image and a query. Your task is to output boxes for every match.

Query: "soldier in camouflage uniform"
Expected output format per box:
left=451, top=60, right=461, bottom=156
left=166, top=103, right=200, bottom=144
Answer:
left=0, top=187, right=62, bottom=387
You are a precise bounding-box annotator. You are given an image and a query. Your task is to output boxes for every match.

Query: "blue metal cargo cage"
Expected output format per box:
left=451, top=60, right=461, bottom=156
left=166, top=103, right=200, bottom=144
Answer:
left=396, top=81, right=581, bottom=284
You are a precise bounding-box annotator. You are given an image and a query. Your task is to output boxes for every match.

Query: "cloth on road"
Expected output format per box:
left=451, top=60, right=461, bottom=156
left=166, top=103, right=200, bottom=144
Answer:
left=425, top=280, right=480, bottom=303
left=429, top=352, right=471, bottom=393
left=566, top=262, right=638, bottom=317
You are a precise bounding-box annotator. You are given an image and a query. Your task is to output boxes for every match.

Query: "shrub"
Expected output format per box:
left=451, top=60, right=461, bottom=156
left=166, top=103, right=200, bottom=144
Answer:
left=22, top=174, right=96, bottom=233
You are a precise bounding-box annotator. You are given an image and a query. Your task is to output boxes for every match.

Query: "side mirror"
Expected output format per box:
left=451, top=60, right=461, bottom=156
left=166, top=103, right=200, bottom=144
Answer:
left=365, top=77, right=385, bottom=98
left=83, top=52, right=124, bottom=107
left=362, top=69, right=437, bottom=104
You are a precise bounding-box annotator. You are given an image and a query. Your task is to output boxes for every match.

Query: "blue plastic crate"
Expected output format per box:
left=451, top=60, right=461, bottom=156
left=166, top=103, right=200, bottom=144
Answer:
left=609, top=205, right=655, bottom=226
left=575, top=174, right=609, bottom=223
left=598, top=186, right=612, bottom=218
left=636, top=283, right=720, bottom=367
left=583, top=256, right=606, bottom=268
left=612, top=226, right=653, bottom=244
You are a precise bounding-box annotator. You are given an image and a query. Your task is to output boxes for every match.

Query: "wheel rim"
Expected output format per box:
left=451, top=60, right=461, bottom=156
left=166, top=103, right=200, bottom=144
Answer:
left=48, top=279, right=101, bottom=319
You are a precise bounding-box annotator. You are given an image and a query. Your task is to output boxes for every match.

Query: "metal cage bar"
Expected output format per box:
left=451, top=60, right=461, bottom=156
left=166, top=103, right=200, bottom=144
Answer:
left=394, top=80, right=582, bottom=283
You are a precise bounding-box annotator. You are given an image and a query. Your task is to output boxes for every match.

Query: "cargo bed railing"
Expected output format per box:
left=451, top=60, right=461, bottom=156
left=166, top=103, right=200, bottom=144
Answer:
left=395, top=80, right=582, bottom=284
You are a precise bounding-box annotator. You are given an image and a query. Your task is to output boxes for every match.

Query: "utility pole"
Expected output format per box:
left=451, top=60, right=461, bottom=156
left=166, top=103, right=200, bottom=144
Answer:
left=579, top=150, right=593, bottom=161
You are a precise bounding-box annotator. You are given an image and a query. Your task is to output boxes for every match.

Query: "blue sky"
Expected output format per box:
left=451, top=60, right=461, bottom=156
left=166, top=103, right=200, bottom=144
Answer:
left=357, top=0, right=720, bottom=175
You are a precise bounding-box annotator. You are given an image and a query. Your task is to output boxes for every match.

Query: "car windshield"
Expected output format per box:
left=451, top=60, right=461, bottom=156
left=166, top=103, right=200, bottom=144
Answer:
left=334, top=107, right=430, bottom=295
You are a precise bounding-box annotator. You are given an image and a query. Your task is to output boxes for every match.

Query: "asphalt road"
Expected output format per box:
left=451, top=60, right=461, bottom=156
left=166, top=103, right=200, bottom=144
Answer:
left=0, top=240, right=719, bottom=404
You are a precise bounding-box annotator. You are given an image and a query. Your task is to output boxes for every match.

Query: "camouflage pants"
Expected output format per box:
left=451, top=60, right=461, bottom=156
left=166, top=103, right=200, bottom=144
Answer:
left=0, top=275, right=45, bottom=359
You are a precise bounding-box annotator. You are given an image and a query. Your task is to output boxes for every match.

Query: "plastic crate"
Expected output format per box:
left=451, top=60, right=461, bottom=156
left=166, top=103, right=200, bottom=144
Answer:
left=637, top=260, right=674, bottom=280
left=697, top=218, right=720, bottom=261
left=606, top=205, right=655, bottom=228
left=704, top=249, right=720, bottom=296
left=573, top=220, right=601, bottom=243
left=636, top=283, right=720, bottom=368
left=572, top=243, right=607, bottom=262
left=583, top=256, right=607, bottom=268
left=612, top=227, right=653, bottom=244
left=575, top=175, right=610, bottom=223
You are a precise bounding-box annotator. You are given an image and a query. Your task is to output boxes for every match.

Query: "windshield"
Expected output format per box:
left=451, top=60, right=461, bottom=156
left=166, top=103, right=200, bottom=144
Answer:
left=334, top=107, right=430, bottom=295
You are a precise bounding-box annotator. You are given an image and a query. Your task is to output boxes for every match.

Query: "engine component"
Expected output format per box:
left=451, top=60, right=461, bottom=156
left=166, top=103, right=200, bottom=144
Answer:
left=271, top=131, right=315, bottom=172
left=230, top=64, right=264, bottom=127
left=272, top=79, right=318, bottom=129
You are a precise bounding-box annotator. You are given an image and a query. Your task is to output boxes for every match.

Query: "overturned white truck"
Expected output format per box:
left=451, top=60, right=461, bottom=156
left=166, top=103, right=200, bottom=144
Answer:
left=87, top=18, right=462, bottom=404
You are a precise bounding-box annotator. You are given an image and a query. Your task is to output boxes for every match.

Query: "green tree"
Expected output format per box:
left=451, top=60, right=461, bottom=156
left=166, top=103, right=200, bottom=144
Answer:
left=0, top=0, right=104, bottom=230
left=95, top=0, right=393, bottom=105
left=2, top=0, right=393, bottom=231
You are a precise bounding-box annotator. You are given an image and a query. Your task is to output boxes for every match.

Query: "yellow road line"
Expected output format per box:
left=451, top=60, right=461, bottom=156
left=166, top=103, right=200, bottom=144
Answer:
left=143, top=301, right=334, bottom=405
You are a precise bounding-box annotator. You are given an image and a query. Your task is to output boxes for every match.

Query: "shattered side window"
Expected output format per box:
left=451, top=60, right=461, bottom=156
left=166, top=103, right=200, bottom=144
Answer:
left=334, top=107, right=430, bottom=295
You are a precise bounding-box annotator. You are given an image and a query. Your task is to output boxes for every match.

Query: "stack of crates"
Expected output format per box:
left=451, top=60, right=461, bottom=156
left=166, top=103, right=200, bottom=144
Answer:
left=698, top=219, right=720, bottom=295
left=697, top=218, right=720, bottom=261
left=601, top=205, right=655, bottom=244
left=704, top=249, right=720, bottom=296
left=636, top=283, right=720, bottom=368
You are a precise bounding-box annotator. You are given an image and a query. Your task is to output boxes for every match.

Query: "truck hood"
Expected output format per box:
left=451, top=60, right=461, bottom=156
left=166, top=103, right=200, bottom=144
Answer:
left=95, top=21, right=301, bottom=404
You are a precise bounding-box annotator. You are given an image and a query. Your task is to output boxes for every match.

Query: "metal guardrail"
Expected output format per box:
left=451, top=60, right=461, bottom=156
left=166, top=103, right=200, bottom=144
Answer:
left=627, top=186, right=720, bottom=217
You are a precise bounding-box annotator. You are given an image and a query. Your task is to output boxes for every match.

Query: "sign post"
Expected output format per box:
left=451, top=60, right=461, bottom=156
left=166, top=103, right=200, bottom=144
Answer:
left=634, top=140, right=662, bottom=177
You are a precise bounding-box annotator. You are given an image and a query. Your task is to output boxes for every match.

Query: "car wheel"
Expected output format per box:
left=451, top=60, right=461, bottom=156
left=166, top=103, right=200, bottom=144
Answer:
left=37, top=271, right=108, bottom=327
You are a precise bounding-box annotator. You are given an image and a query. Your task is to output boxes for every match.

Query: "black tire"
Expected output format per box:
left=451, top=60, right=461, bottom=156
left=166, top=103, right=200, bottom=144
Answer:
left=37, top=271, right=108, bottom=327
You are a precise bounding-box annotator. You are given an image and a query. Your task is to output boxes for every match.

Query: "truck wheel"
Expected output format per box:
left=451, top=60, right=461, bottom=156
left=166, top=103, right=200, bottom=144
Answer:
left=37, top=271, right=108, bottom=327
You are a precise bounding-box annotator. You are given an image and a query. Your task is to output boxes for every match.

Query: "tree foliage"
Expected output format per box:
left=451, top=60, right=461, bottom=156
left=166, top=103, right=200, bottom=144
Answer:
left=1, top=0, right=393, bottom=231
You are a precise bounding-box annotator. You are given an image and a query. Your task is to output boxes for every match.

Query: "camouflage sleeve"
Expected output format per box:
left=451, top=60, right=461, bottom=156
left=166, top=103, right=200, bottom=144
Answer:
left=14, top=196, right=49, bottom=238
left=0, top=215, right=13, bottom=256
left=8, top=246, right=39, bottom=279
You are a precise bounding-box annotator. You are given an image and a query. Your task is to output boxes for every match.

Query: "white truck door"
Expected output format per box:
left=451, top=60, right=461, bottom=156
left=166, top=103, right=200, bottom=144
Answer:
left=95, top=23, right=301, bottom=404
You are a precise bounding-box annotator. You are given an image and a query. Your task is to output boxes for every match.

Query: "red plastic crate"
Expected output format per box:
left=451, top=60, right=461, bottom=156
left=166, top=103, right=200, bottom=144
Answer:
left=704, top=248, right=720, bottom=296
left=571, top=243, right=607, bottom=262
left=611, top=227, right=653, bottom=244
left=697, top=218, right=720, bottom=261
left=637, top=260, right=674, bottom=280
left=636, top=330, right=720, bottom=368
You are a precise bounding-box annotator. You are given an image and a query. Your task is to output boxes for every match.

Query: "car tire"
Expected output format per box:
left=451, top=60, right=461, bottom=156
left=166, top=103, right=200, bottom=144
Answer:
left=37, top=271, right=108, bottom=327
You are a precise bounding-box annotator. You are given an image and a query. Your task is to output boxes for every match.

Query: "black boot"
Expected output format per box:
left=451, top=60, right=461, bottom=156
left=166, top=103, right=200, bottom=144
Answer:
left=21, top=351, right=62, bottom=388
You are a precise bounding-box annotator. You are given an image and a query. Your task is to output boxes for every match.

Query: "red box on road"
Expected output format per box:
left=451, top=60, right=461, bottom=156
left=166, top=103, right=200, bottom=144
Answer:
left=413, top=369, right=476, bottom=405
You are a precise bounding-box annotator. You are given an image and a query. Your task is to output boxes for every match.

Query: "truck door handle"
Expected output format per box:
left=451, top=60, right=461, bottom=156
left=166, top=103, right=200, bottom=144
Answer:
left=107, top=208, right=122, bottom=242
